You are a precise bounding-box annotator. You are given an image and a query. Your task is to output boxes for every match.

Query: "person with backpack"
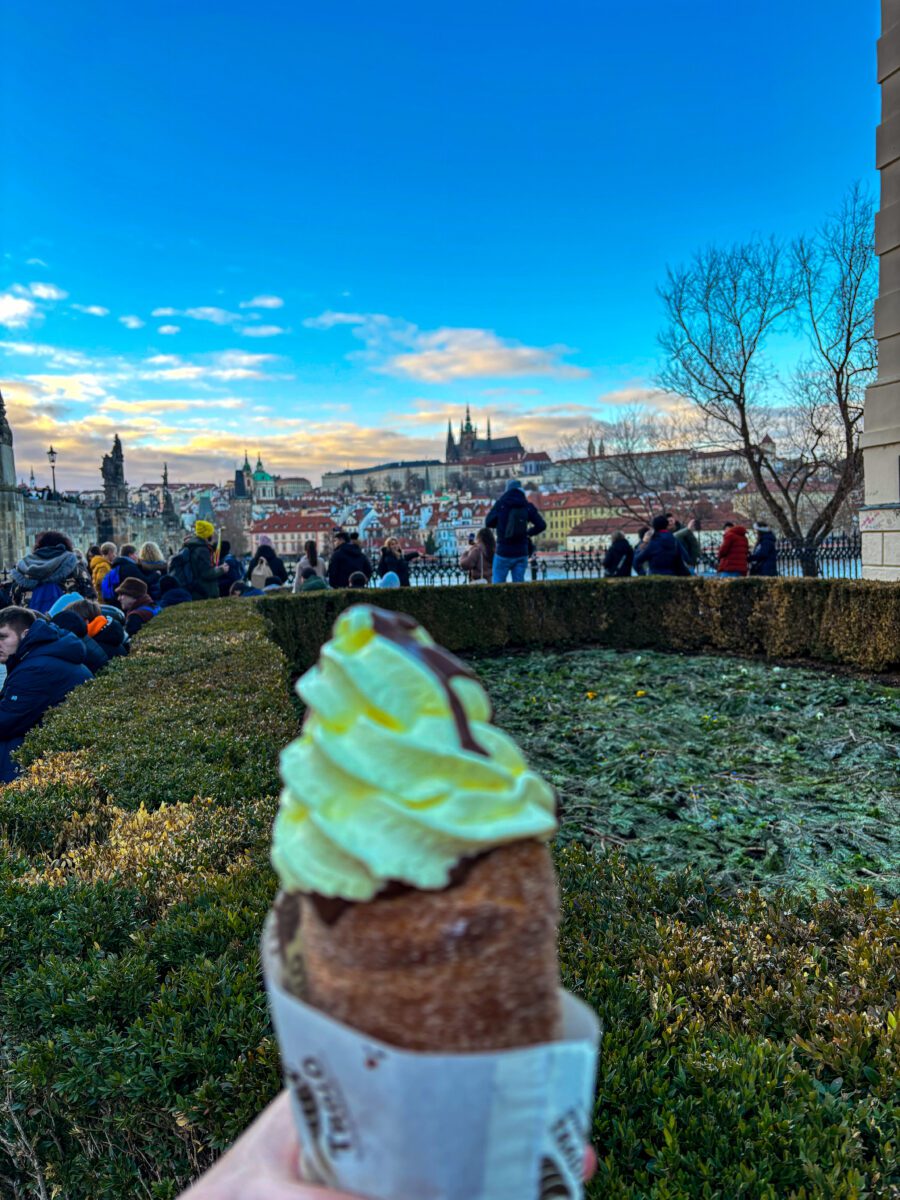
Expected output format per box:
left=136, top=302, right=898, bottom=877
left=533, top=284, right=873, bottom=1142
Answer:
left=247, top=542, right=288, bottom=591
left=115, top=577, right=160, bottom=636
left=602, top=531, right=635, bottom=577
left=170, top=521, right=228, bottom=600
left=217, top=540, right=244, bottom=597
left=10, top=531, right=96, bottom=611
left=100, top=544, right=146, bottom=603
left=484, top=480, right=546, bottom=584
left=89, top=542, right=117, bottom=594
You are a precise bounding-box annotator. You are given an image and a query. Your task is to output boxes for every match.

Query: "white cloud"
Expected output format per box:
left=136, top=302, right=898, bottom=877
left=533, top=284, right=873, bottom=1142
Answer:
left=158, top=325, right=181, bottom=335
left=72, top=303, right=110, bottom=317
left=239, top=294, right=284, bottom=309
left=0, top=340, right=89, bottom=368
left=0, top=293, right=38, bottom=328
left=303, top=310, right=589, bottom=381
left=119, top=315, right=145, bottom=329
left=151, top=307, right=178, bottom=317
left=26, top=257, right=48, bottom=268
left=240, top=324, right=286, bottom=338
left=28, top=282, right=68, bottom=301
left=184, top=306, right=240, bottom=325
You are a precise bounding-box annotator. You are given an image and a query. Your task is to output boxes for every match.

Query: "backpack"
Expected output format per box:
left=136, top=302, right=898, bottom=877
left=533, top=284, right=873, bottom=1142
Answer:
left=29, top=581, right=64, bottom=613
left=250, top=560, right=270, bottom=589
left=169, top=548, right=195, bottom=591
left=100, top=565, right=122, bottom=602
left=504, top=504, right=530, bottom=541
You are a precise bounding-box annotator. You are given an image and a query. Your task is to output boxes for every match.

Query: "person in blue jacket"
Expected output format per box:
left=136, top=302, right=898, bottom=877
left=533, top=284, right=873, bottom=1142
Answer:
left=633, top=514, right=689, bottom=576
left=748, top=521, right=778, bottom=576
left=0, top=607, right=93, bottom=782
left=484, top=480, right=547, bottom=583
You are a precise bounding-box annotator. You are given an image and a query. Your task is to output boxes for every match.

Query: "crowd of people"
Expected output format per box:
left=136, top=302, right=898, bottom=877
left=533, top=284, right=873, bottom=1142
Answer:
left=0, top=493, right=778, bottom=783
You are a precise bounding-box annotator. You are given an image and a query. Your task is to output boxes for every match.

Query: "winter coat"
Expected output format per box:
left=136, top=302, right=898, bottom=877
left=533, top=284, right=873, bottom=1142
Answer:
left=377, top=548, right=418, bottom=587
left=0, top=620, right=93, bottom=782
left=88, top=612, right=129, bottom=661
left=176, top=536, right=223, bottom=600
left=603, top=537, right=634, bottom=578
left=459, top=542, right=493, bottom=583
left=124, top=603, right=160, bottom=637
left=328, top=543, right=374, bottom=589
left=299, top=575, right=328, bottom=592
left=97, top=555, right=146, bottom=602
left=484, top=490, right=546, bottom=558
left=217, top=553, right=243, bottom=597
left=247, top=550, right=287, bottom=590
left=11, top=545, right=95, bottom=610
left=717, top=526, right=749, bottom=575
left=674, top=527, right=701, bottom=568
left=90, top=554, right=112, bottom=594
left=52, top=610, right=109, bottom=675
left=159, top=586, right=193, bottom=609
left=748, top=530, right=777, bottom=576
left=633, top=530, right=686, bottom=576
left=138, top=558, right=167, bottom=601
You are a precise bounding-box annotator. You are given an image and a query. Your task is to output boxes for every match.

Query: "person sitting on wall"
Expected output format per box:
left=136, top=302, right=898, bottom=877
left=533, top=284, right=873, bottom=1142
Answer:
left=247, top=539, right=288, bottom=591
left=347, top=571, right=369, bottom=589
left=229, top=581, right=263, bottom=597
left=68, top=599, right=130, bottom=661
left=602, top=531, right=635, bottom=578
left=297, top=567, right=328, bottom=593
left=0, top=607, right=93, bottom=782
left=217, top=540, right=244, bottom=597
left=115, top=578, right=160, bottom=637
left=51, top=608, right=108, bottom=675
left=328, top=530, right=373, bottom=589
left=10, top=530, right=96, bottom=611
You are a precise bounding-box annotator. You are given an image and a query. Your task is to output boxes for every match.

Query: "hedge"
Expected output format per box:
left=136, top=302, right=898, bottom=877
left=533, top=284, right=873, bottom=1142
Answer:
left=257, top=576, right=900, bottom=677
left=1, top=598, right=899, bottom=1198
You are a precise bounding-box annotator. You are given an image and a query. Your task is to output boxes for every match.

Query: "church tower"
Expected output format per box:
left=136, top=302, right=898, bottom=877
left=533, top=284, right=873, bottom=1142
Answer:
left=460, top=404, right=477, bottom=458
left=445, top=419, right=457, bottom=464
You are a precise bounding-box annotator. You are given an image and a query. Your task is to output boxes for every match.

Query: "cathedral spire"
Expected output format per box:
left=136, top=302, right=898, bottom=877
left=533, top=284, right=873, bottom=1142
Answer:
left=486, top=416, right=492, bottom=447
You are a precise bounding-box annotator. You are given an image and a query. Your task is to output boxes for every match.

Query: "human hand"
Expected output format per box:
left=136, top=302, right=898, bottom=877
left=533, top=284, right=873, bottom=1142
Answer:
left=178, top=1089, right=597, bottom=1199
left=177, top=1090, right=359, bottom=1199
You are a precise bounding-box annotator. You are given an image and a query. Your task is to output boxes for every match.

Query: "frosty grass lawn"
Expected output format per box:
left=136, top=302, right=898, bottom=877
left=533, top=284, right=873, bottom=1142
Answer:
left=477, top=647, right=900, bottom=898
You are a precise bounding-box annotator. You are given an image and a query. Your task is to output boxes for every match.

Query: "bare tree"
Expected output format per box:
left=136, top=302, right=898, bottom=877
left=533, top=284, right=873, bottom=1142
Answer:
left=657, top=186, right=876, bottom=573
left=557, top=405, right=708, bottom=525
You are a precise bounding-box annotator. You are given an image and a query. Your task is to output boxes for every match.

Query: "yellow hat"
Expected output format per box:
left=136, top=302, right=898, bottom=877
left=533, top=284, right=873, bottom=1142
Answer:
left=195, top=520, right=215, bottom=540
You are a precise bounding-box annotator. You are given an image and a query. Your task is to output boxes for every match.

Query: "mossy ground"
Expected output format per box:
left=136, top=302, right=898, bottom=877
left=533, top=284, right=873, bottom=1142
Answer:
left=477, top=647, right=900, bottom=898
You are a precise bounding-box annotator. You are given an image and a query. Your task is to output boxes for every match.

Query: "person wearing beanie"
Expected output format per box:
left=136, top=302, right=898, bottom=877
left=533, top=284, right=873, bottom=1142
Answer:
left=52, top=608, right=108, bottom=675
left=634, top=514, right=691, bottom=576
left=170, top=523, right=227, bottom=600
left=158, top=574, right=193, bottom=609
left=115, top=577, right=160, bottom=637
left=68, top=599, right=130, bottom=661
left=484, top=479, right=546, bottom=583
left=47, top=592, right=85, bottom=619
left=749, top=520, right=777, bottom=577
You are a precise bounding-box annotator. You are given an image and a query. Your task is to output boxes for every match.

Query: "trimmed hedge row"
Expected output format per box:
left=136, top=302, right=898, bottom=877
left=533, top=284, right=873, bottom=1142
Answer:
left=1, top=597, right=898, bottom=1198
left=258, top=576, right=900, bottom=676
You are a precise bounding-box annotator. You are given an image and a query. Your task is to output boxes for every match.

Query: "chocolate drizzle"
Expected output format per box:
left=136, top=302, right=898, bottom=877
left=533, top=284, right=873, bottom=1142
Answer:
left=370, top=608, right=490, bottom=757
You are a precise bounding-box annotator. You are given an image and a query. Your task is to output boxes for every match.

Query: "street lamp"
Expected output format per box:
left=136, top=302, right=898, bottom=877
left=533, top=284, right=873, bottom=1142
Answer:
left=47, top=445, right=58, bottom=496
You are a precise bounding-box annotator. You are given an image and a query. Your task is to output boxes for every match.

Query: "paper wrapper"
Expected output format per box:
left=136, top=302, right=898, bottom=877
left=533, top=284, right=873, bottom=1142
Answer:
left=261, top=912, right=601, bottom=1200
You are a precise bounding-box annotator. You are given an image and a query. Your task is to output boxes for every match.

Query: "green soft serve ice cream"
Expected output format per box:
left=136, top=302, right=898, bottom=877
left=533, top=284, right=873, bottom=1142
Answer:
left=271, top=605, right=557, bottom=901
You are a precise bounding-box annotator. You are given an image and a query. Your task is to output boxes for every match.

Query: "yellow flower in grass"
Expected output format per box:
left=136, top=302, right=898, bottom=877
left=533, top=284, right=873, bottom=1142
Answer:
left=585, top=691, right=597, bottom=700
left=636, top=690, right=647, bottom=698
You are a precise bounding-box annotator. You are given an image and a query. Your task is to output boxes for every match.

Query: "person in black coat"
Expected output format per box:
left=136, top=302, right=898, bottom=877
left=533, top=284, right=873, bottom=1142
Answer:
left=0, top=608, right=93, bottom=782
left=328, top=531, right=374, bottom=589
left=633, top=515, right=689, bottom=576
left=603, top=532, right=635, bottom=577
left=484, top=480, right=546, bottom=583
left=247, top=543, right=288, bottom=588
left=377, top=538, right=419, bottom=587
left=748, top=522, right=778, bottom=576
left=159, top=574, right=193, bottom=608
left=68, top=600, right=130, bottom=662
left=52, top=609, right=109, bottom=675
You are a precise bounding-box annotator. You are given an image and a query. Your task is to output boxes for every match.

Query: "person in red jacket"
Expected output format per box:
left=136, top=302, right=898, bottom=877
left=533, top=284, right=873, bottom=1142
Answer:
left=716, top=522, right=749, bottom=577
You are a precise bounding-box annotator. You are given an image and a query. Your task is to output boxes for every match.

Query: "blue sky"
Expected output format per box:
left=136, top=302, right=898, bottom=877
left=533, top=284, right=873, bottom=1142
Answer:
left=0, top=0, right=880, bottom=488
